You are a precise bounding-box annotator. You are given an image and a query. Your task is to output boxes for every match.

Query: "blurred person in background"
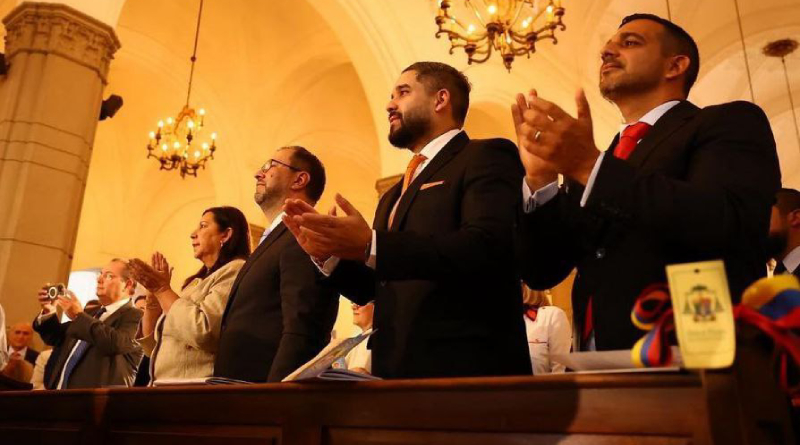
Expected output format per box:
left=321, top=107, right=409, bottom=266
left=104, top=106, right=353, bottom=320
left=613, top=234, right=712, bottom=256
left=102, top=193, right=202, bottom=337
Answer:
left=522, top=287, right=571, bottom=375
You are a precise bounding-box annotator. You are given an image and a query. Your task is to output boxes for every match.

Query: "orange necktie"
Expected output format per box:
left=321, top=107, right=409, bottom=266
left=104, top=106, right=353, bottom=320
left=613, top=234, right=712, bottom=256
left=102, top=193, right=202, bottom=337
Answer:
left=402, top=154, right=427, bottom=193
left=388, top=154, right=427, bottom=227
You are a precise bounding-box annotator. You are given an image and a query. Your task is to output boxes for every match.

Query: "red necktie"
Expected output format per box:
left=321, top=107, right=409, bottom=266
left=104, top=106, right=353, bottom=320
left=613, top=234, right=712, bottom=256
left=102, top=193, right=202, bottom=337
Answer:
left=613, top=121, right=652, bottom=160
left=388, top=154, right=427, bottom=227
left=582, top=122, right=652, bottom=349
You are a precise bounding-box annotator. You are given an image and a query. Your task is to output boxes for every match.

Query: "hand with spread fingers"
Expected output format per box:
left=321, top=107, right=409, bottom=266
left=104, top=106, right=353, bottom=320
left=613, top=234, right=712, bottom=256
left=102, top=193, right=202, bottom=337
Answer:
left=283, top=193, right=372, bottom=262
left=512, top=88, right=600, bottom=186
left=512, top=90, right=559, bottom=191
left=129, top=254, right=173, bottom=295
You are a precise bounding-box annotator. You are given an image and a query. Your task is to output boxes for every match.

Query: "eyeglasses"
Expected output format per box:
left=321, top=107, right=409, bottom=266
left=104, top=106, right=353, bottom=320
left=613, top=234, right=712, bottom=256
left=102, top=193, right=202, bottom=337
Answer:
left=261, top=159, right=302, bottom=173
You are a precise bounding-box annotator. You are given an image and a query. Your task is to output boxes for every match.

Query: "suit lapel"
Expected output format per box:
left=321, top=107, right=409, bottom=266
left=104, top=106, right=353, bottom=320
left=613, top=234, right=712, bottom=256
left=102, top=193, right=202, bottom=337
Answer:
left=222, top=223, right=287, bottom=323
left=375, top=182, right=402, bottom=231
left=389, top=132, right=469, bottom=231
left=99, top=301, right=132, bottom=327
left=49, top=337, right=78, bottom=389
left=626, top=101, right=699, bottom=167
left=46, top=303, right=128, bottom=390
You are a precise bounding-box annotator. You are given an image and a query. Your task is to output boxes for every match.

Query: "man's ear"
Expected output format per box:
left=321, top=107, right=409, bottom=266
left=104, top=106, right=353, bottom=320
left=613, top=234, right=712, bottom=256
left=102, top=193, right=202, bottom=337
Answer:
left=291, top=171, right=310, bottom=192
left=788, top=209, right=800, bottom=228
left=434, top=88, right=451, bottom=114
left=665, top=55, right=690, bottom=82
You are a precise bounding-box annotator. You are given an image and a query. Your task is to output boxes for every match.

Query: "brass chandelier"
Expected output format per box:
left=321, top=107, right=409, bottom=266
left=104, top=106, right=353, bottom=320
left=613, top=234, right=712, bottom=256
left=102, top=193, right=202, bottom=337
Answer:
left=146, top=0, right=217, bottom=178
left=434, top=0, right=565, bottom=71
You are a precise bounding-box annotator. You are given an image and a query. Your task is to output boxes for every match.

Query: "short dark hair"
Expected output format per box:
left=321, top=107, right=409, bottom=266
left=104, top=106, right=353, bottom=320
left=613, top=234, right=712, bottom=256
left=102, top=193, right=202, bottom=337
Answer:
left=620, top=13, right=700, bottom=96
left=182, top=206, right=251, bottom=289
left=402, top=61, right=471, bottom=126
left=284, top=146, right=326, bottom=203
left=775, top=188, right=800, bottom=216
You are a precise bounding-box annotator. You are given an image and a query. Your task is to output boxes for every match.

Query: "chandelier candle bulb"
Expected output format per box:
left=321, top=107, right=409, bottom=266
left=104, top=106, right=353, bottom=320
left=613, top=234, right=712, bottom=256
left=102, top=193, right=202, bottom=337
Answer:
left=434, top=0, right=566, bottom=71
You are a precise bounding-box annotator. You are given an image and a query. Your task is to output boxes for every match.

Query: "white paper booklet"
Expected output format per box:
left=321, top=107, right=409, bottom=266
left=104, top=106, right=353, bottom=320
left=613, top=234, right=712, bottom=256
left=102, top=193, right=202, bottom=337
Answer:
left=283, top=328, right=380, bottom=382
left=152, top=376, right=253, bottom=386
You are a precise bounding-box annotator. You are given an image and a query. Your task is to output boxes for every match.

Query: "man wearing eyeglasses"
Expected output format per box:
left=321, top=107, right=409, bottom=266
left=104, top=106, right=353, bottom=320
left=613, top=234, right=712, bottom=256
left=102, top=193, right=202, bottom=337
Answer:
left=32, top=259, right=143, bottom=389
left=214, top=146, right=338, bottom=383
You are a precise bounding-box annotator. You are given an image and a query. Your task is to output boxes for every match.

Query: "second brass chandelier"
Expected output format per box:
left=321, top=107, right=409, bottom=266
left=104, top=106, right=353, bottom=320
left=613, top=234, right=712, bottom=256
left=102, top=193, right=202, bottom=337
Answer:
left=434, top=0, right=566, bottom=71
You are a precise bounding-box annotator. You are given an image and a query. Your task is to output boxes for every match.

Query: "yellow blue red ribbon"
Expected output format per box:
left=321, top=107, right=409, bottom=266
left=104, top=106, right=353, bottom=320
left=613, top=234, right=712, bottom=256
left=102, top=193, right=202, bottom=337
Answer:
left=631, top=284, right=675, bottom=368
left=736, top=275, right=800, bottom=398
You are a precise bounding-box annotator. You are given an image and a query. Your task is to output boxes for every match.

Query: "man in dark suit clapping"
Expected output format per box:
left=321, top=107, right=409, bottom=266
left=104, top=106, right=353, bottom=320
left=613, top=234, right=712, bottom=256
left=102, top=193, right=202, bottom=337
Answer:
left=284, top=62, right=531, bottom=379
left=513, top=14, right=781, bottom=351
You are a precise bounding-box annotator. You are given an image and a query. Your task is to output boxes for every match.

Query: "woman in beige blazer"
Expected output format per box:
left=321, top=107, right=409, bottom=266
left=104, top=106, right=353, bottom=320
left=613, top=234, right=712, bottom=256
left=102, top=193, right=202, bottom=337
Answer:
left=130, top=206, right=251, bottom=383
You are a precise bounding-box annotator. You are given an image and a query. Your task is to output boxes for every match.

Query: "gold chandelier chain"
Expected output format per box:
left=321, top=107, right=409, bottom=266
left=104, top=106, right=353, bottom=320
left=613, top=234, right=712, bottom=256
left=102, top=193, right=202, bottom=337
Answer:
left=185, top=0, right=205, bottom=107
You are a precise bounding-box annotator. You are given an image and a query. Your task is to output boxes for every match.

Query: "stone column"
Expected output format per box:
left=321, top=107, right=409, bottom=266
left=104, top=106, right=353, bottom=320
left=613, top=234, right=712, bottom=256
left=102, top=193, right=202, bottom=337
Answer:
left=0, top=2, right=120, bottom=326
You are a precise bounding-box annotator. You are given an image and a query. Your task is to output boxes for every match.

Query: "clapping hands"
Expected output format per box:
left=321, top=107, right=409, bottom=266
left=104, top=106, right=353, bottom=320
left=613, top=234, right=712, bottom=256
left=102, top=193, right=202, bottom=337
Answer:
left=129, top=252, right=173, bottom=295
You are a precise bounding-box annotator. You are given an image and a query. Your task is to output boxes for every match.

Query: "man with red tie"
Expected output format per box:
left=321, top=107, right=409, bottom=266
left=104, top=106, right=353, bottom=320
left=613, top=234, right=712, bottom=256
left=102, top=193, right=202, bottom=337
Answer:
left=283, top=62, right=531, bottom=378
left=513, top=14, right=781, bottom=351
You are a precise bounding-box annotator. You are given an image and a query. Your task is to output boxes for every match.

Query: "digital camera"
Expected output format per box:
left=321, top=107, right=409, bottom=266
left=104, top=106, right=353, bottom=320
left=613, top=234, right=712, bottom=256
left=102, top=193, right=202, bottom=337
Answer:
left=46, top=283, right=66, bottom=301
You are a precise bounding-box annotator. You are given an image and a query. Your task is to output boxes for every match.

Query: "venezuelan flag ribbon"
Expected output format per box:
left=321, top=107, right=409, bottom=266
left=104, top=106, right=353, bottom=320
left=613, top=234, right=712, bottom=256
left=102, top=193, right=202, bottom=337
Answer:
left=631, top=284, right=675, bottom=368
left=736, top=275, right=800, bottom=398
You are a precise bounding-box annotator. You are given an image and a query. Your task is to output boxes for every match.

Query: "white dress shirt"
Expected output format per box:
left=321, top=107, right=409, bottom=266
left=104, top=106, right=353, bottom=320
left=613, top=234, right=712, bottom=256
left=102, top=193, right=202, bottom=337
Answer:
left=258, top=211, right=286, bottom=246
left=321, top=128, right=464, bottom=275
left=7, top=346, right=27, bottom=360
left=781, top=245, right=800, bottom=275
left=54, top=297, right=131, bottom=389
left=523, top=101, right=681, bottom=212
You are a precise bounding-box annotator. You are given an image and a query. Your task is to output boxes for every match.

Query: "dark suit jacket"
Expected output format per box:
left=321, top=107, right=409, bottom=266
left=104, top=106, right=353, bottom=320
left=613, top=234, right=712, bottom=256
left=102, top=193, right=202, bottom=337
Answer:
left=328, top=131, right=531, bottom=379
left=33, top=302, right=143, bottom=389
left=23, top=348, right=39, bottom=366
left=518, top=101, right=781, bottom=350
left=214, top=224, right=339, bottom=383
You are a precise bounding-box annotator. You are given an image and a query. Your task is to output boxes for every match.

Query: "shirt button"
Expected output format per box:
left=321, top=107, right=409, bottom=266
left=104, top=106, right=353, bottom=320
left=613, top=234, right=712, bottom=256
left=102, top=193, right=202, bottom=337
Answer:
left=595, top=248, right=606, bottom=259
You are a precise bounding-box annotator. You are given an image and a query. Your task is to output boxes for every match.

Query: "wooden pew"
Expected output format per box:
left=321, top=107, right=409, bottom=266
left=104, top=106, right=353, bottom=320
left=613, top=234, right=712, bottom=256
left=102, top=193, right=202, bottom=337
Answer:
left=0, top=366, right=792, bottom=445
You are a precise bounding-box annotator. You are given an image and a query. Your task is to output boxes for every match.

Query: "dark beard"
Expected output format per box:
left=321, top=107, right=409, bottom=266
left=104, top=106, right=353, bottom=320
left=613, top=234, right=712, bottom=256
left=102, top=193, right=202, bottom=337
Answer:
left=388, top=111, right=430, bottom=149
left=767, top=232, right=788, bottom=259
left=254, top=185, right=284, bottom=212
left=599, top=69, right=660, bottom=101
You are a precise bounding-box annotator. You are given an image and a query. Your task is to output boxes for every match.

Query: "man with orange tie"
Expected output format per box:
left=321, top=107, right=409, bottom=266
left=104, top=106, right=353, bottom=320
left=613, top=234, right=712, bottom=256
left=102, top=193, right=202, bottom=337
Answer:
left=283, top=61, right=531, bottom=378
left=513, top=14, right=780, bottom=351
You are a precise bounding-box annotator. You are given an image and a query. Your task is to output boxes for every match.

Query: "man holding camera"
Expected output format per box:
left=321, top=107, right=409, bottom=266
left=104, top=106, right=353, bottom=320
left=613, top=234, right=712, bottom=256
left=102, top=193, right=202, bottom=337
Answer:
left=33, top=259, right=143, bottom=389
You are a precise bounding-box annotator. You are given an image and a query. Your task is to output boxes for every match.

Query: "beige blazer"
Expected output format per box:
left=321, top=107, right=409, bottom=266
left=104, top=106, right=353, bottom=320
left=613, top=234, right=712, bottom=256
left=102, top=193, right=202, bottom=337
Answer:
left=139, top=259, right=244, bottom=382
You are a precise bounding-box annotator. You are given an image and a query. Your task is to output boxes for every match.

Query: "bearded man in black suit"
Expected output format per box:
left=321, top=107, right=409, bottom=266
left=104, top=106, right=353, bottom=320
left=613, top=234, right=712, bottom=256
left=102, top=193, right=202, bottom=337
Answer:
left=284, top=62, right=531, bottom=379
left=513, top=13, right=781, bottom=351
left=768, top=188, right=800, bottom=278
